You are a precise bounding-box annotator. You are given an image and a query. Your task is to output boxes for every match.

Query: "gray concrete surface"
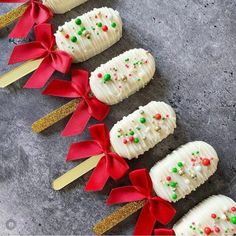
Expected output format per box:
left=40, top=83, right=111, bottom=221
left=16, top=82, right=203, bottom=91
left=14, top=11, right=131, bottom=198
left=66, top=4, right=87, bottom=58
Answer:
left=0, top=0, right=235, bottom=235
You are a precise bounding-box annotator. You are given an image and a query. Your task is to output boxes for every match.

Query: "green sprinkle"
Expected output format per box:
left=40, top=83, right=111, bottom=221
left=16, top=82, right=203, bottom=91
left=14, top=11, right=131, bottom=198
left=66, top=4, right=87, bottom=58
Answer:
left=172, top=167, right=178, bottom=173
left=170, top=181, right=177, bottom=187
left=231, top=216, right=236, bottom=224
left=129, top=131, right=134, bottom=135
left=178, top=162, right=183, bottom=167
left=140, top=117, right=146, bottom=123
left=97, top=22, right=103, bottom=27
left=196, top=151, right=200, bottom=154
left=111, top=22, right=117, bottom=28
left=78, top=30, right=83, bottom=36
left=103, top=73, right=111, bottom=82
left=189, top=225, right=192, bottom=229
left=75, top=18, right=82, bottom=25
left=134, top=138, right=139, bottom=143
left=125, top=58, right=129, bottom=62
left=172, top=193, right=177, bottom=200
left=71, top=36, right=77, bottom=42
left=80, top=26, right=86, bottom=32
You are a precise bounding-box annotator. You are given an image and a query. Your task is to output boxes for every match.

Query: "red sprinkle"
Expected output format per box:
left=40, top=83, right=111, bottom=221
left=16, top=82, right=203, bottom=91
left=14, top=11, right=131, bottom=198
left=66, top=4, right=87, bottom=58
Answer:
left=65, top=34, right=70, bottom=39
left=154, top=113, right=162, bottom=120
left=102, top=25, right=108, bottom=32
left=231, top=207, right=236, bottom=212
left=97, top=73, right=103, bottom=78
left=129, top=136, right=134, bottom=142
left=202, top=158, right=211, bottom=166
left=215, top=227, right=220, bottom=233
left=166, top=176, right=171, bottom=181
left=211, top=213, right=217, bottom=219
left=204, top=227, right=212, bottom=235
left=123, top=139, right=128, bottom=144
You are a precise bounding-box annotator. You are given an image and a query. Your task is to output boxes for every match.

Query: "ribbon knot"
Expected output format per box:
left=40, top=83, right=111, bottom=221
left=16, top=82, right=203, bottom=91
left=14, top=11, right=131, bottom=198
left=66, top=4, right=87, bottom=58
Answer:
left=107, top=169, right=176, bottom=235
left=66, top=123, right=129, bottom=191
left=42, top=69, right=110, bottom=136
left=8, top=23, right=72, bottom=89
left=1, top=0, right=53, bottom=38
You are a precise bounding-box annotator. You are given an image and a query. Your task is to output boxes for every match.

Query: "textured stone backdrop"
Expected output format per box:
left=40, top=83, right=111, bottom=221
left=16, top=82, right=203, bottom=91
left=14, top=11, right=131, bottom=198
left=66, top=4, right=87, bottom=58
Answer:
left=0, top=0, right=235, bottom=234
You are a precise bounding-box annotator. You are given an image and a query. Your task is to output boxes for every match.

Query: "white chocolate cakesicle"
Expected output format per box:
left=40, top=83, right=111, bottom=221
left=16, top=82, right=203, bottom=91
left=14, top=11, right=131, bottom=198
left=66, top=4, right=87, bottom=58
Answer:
left=150, top=141, right=218, bottom=202
left=42, top=0, right=88, bottom=14
left=173, top=195, right=236, bottom=236
left=90, top=48, right=155, bottom=105
left=110, top=101, right=176, bottom=160
left=55, top=7, right=122, bottom=63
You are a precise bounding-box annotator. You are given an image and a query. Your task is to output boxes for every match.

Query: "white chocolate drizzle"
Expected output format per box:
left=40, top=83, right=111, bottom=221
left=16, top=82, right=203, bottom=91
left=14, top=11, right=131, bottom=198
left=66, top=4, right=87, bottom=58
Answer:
left=110, top=101, right=176, bottom=160
left=149, top=141, right=219, bottom=202
left=90, top=48, right=156, bottom=105
left=173, top=195, right=236, bottom=235
left=55, top=7, right=122, bottom=63
left=42, top=0, right=88, bottom=14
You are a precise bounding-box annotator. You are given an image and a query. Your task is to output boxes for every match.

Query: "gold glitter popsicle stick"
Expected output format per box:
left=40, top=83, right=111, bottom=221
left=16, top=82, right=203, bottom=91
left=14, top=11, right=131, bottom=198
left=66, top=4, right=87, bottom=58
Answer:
left=0, top=59, right=43, bottom=88
left=52, top=154, right=103, bottom=190
left=32, top=99, right=80, bottom=133
left=93, top=200, right=145, bottom=235
left=0, top=4, right=28, bottom=29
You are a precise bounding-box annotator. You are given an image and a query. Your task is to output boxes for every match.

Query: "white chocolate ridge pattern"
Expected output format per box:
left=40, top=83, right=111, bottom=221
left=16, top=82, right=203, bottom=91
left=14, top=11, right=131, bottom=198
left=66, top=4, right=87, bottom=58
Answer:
left=90, top=48, right=156, bottom=105
left=55, top=7, right=122, bottom=63
left=173, top=195, right=236, bottom=235
left=42, top=0, right=88, bottom=14
left=150, top=141, right=218, bottom=202
left=110, top=101, right=176, bottom=160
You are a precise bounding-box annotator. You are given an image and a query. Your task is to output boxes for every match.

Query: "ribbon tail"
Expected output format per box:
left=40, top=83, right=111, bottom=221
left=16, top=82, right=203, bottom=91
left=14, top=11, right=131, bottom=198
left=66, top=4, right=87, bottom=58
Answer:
left=85, top=156, right=109, bottom=191
left=133, top=203, right=156, bottom=235
left=9, top=6, right=34, bottom=38
left=61, top=101, right=91, bottom=137
left=154, top=229, right=175, bottom=236
left=24, top=56, right=54, bottom=88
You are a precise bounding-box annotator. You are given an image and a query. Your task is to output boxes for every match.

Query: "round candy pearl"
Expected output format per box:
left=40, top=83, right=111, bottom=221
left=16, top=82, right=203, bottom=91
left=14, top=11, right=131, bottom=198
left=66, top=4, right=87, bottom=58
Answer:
left=204, top=227, right=212, bottom=235
left=166, top=176, right=171, bottom=181
left=172, top=193, right=177, bottom=200
left=103, top=74, right=111, bottom=82
left=102, top=25, right=108, bottom=32
left=71, top=36, right=77, bottom=42
left=129, top=136, right=134, bottom=142
left=231, top=216, right=236, bottom=224
left=140, top=117, right=146, bottom=123
left=123, top=139, right=128, bottom=144
left=75, top=18, right=82, bottom=25
left=215, top=227, right=220, bottom=233
left=211, top=213, right=217, bottom=219
left=97, top=73, right=103, bottom=78
left=202, top=158, right=211, bottom=166
left=111, top=22, right=117, bottom=28
left=154, top=113, right=162, bottom=120
left=134, top=138, right=139, bottom=143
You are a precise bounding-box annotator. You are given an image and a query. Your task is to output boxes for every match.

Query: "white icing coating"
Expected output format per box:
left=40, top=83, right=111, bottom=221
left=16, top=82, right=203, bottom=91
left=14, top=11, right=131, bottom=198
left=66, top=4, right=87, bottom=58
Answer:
left=173, top=195, right=236, bottom=236
left=110, top=101, right=176, bottom=160
left=42, top=0, right=88, bottom=14
left=55, top=7, right=122, bottom=63
left=149, top=141, right=219, bottom=202
left=90, top=48, right=156, bottom=105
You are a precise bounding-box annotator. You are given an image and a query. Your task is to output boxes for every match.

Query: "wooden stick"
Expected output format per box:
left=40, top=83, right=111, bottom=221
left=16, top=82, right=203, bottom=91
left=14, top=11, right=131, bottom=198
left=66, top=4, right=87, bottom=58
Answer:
left=52, top=154, right=103, bottom=191
left=0, top=59, right=43, bottom=88
left=32, top=99, right=80, bottom=133
left=0, top=4, right=27, bottom=29
left=93, top=200, right=145, bottom=235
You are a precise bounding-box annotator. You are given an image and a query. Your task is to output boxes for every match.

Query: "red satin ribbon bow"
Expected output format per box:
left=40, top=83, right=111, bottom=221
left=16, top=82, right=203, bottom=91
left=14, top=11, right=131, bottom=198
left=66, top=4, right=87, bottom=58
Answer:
left=1, top=0, right=53, bottom=38
left=66, top=123, right=129, bottom=191
left=8, top=23, right=72, bottom=89
left=107, top=169, right=176, bottom=235
left=154, top=229, right=175, bottom=235
left=42, top=69, right=110, bottom=136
